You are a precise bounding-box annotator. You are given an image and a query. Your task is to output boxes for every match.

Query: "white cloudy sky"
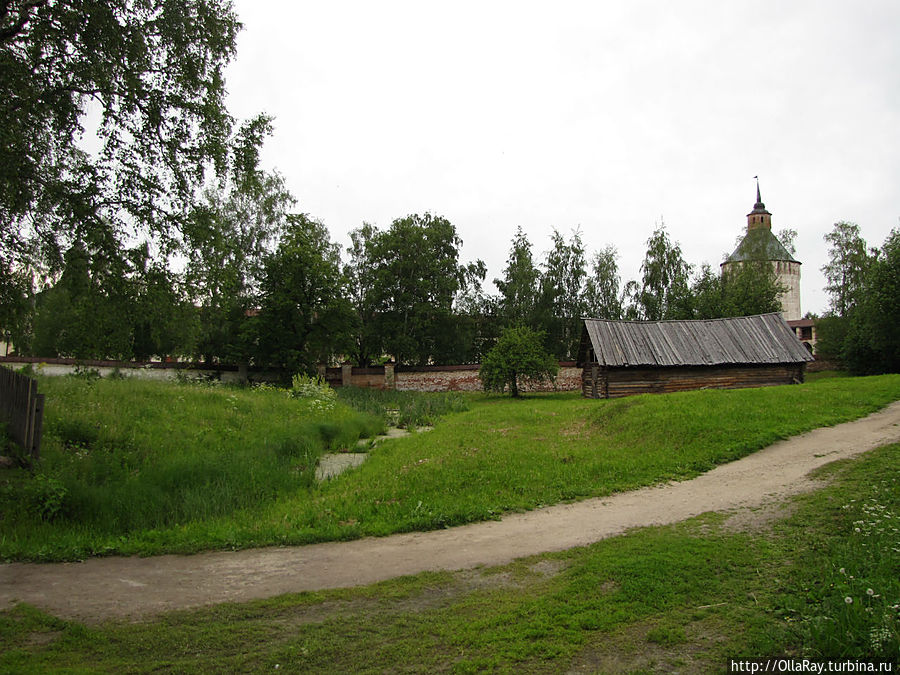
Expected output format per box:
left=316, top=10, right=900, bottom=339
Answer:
left=224, top=0, right=900, bottom=316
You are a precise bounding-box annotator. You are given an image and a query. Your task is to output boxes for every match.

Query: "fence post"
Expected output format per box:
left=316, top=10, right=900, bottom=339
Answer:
left=30, top=393, right=44, bottom=463
left=384, top=361, right=395, bottom=390
left=341, top=362, right=353, bottom=388
left=0, top=366, right=43, bottom=466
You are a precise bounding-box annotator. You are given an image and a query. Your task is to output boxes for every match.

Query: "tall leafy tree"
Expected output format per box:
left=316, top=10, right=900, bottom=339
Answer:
left=0, top=256, right=31, bottom=354
left=368, top=213, right=470, bottom=366
left=31, top=240, right=133, bottom=359
left=344, top=223, right=380, bottom=366
left=690, top=259, right=783, bottom=320
left=435, top=259, right=489, bottom=364
left=537, top=229, right=587, bottom=359
left=127, top=244, right=195, bottom=361
left=857, top=229, right=900, bottom=372
left=256, top=215, right=352, bottom=374
left=828, top=228, right=900, bottom=374
left=184, top=171, right=294, bottom=364
left=494, top=227, right=540, bottom=328
left=583, top=245, right=623, bottom=319
left=634, top=224, right=693, bottom=320
left=821, top=221, right=871, bottom=317
left=1, top=0, right=266, bottom=273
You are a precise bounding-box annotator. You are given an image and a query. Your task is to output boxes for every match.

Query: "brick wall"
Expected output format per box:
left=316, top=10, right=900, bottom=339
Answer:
left=395, top=364, right=582, bottom=393
left=0, top=357, right=585, bottom=393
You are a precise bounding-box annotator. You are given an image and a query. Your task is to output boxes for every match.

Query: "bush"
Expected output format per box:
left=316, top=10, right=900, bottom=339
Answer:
left=25, top=473, right=69, bottom=521
left=290, top=373, right=337, bottom=411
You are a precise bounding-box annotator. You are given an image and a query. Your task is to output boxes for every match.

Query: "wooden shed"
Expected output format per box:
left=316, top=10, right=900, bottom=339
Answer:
left=577, top=313, right=814, bottom=399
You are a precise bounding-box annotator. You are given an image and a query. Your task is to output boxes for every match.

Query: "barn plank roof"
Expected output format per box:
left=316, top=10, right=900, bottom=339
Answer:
left=581, top=313, right=814, bottom=367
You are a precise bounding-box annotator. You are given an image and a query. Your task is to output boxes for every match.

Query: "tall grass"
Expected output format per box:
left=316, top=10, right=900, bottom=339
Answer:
left=0, top=377, right=383, bottom=559
left=336, top=387, right=470, bottom=428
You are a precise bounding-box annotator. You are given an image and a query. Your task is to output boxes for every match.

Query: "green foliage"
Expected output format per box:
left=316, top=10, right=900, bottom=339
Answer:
left=343, top=223, right=382, bottom=366
left=634, top=224, right=693, bottom=320
left=356, top=213, right=480, bottom=366
left=777, top=228, right=799, bottom=257
left=184, top=171, right=295, bottom=365
left=819, top=228, right=900, bottom=374
left=690, top=258, right=784, bottom=320
left=127, top=244, right=196, bottom=361
left=822, top=221, right=872, bottom=317
left=856, top=229, right=900, bottom=372
left=31, top=241, right=133, bottom=359
left=23, top=473, right=68, bottom=522
left=256, top=215, right=352, bottom=372
left=537, top=229, right=588, bottom=359
left=28, top=241, right=196, bottom=360
left=0, top=256, right=31, bottom=354
left=479, top=325, right=559, bottom=397
left=494, top=226, right=540, bottom=328
left=289, top=373, right=337, bottom=413
left=0, top=0, right=258, bottom=275
left=584, top=245, right=623, bottom=320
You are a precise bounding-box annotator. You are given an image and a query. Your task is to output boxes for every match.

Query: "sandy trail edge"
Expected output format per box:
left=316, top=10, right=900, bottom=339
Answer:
left=3, top=401, right=899, bottom=622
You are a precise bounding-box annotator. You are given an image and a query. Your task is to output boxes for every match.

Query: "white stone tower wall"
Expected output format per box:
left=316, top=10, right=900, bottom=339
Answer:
left=775, top=260, right=801, bottom=321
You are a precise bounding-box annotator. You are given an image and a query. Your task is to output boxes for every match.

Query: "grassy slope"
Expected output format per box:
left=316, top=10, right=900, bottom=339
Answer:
left=1, top=374, right=898, bottom=561
left=248, top=374, right=900, bottom=546
left=3, top=445, right=896, bottom=671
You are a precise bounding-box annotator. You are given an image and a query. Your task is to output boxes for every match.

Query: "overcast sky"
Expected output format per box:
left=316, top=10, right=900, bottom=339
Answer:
left=224, top=0, right=900, bottom=316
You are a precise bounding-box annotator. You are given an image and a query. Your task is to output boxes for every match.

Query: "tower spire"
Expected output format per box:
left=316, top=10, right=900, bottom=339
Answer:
left=747, top=176, right=771, bottom=230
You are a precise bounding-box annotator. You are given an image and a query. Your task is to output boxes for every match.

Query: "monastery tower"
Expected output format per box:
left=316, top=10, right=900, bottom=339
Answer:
left=721, top=182, right=802, bottom=320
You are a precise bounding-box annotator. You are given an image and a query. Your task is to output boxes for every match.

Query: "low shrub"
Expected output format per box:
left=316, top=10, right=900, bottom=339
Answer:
left=24, top=473, right=69, bottom=521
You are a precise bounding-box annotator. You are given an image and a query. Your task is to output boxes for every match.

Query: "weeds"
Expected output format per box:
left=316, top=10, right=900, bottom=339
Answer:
left=787, top=469, right=900, bottom=658
left=336, top=387, right=470, bottom=428
left=0, top=377, right=383, bottom=560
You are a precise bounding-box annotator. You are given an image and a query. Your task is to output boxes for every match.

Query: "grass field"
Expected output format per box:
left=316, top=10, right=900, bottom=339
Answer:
left=2, top=443, right=896, bottom=671
left=0, top=373, right=898, bottom=562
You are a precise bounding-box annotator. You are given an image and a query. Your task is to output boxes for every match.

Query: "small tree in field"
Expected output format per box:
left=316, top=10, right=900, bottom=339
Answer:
left=479, top=326, right=558, bottom=397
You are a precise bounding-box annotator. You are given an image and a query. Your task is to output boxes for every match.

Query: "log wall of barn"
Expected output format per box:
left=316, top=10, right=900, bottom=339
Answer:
left=582, top=363, right=806, bottom=399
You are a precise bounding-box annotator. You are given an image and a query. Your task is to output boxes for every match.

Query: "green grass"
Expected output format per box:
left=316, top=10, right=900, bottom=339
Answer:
left=1, top=374, right=898, bottom=561
left=806, top=369, right=852, bottom=382
left=3, top=444, right=897, bottom=672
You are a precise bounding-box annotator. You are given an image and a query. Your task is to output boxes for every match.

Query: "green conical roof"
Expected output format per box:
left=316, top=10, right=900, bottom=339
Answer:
left=725, top=227, right=798, bottom=264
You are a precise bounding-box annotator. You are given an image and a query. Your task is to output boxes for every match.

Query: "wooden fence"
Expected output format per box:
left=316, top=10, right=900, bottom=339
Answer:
left=0, top=366, right=44, bottom=463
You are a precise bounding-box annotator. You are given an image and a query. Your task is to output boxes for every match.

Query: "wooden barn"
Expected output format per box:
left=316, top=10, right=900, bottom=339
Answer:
left=577, top=313, right=814, bottom=399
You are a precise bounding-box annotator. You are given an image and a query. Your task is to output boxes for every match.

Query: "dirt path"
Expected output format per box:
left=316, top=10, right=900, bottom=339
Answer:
left=3, top=401, right=899, bottom=623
